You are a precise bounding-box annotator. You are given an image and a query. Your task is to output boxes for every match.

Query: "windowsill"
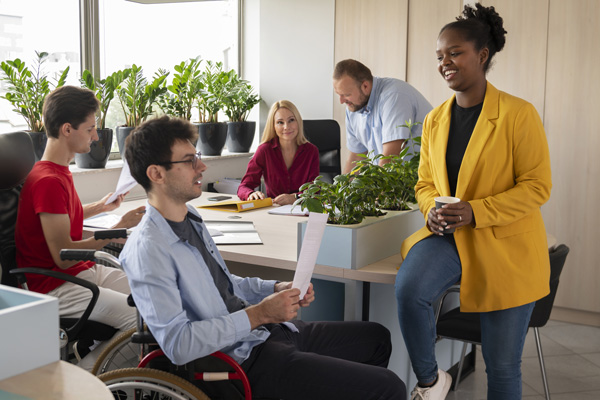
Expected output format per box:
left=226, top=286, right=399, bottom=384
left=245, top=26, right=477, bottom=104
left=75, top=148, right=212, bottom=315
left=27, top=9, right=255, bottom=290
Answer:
left=69, top=150, right=254, bottom=175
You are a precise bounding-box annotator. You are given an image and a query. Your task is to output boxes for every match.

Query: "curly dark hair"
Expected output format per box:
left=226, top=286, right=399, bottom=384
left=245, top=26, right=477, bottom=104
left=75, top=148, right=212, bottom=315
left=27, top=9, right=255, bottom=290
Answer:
left=440, top=3, right=507, bottom=73
left=124, top=116, right=198, bottom=191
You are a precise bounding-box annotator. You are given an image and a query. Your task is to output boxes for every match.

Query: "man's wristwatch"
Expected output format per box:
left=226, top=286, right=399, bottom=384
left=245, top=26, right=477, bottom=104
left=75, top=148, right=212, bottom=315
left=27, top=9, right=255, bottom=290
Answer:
left=294, top=193, right=299, bottom=200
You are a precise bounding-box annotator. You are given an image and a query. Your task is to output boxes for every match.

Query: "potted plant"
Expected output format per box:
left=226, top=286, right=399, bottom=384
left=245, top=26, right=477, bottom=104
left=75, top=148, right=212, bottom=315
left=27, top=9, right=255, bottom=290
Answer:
left=377, top=121, right=421, bottom=210
left=115, top=64, right=169, bottom=156
left=195, top=61, right=232, bottom=156
left=222, top=74, right=261, bottom=153
left=0, top=51, right=69, bottom=161
left=293, top=121, right=423, bottom=269
left=75, top=69, right=130, bottom=168
left=157, top=57, right=202, bottom=122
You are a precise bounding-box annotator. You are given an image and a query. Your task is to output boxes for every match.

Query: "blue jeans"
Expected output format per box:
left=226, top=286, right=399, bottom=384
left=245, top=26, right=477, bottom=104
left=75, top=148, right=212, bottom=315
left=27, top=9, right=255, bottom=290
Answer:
left=395, top=235, right=534, bottom=400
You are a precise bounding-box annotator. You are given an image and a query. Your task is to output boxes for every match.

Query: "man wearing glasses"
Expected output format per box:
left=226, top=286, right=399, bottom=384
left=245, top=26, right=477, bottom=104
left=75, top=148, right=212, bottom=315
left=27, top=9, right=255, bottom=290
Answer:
left=121, top=116, right=407, bottom=400
left=15, top=86, right=145, bottom=370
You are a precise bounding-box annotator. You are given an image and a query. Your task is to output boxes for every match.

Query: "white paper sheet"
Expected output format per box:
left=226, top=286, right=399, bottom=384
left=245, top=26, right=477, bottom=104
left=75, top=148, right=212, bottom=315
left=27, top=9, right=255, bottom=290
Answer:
left=267, top=204, right=309, bottom=216
left=105, top=159, right=138, bottom=205
left=292, top=212, right=328, bottom=298
left=83, top=213, right=121, bottom=229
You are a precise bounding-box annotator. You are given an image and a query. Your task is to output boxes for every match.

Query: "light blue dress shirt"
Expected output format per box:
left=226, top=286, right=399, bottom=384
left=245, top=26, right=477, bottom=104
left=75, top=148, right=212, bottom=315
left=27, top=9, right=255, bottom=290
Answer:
left=345, top=77, right=432, bottom=161
left=120, top=203, right=294, bottom=365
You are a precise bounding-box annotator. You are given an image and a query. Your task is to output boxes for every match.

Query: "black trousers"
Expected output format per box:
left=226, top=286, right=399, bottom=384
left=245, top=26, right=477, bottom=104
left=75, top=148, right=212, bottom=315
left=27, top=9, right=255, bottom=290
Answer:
left=240, top=320, right=406, bottom=400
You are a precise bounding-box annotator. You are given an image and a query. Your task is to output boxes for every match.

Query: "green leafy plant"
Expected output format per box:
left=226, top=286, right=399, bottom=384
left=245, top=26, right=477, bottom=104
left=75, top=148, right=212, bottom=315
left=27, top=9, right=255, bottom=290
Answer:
left=196, top=61, right=233, bottom=123
left=222, top=74, right=261, bottom=122
left=157, top=57, right=202, bottom=121
left=117, top=64, right=169, bottom=127
left=296, top=120, right=422, bottom=224
left=80, top=69, right=130, bottom=129
left=297, top=174, right=369, bottom=225
left=377, top=120, right=421, bottom=210
left=0, top=51, right=69, bottom=132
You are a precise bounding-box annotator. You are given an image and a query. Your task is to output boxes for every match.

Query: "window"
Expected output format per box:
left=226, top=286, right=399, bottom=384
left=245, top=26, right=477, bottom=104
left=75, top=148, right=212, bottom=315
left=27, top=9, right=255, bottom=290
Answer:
left=99, top=0, right=239, bottom=141
left=0, top=0, right=80, bottom=133
left=0, top=0, right=240, bottom=144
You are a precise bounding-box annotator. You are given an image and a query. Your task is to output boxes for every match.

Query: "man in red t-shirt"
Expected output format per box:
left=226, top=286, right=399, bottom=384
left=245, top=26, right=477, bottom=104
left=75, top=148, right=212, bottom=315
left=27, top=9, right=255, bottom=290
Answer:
left=15, top=86, right=145, bottom=370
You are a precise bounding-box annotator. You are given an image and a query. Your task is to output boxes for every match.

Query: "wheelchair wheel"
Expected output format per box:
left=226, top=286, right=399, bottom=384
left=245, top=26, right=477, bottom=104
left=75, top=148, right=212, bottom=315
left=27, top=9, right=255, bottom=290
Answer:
left=92, top=327, right=140, bottom=375
left=99, top=368, right=210, bottom=400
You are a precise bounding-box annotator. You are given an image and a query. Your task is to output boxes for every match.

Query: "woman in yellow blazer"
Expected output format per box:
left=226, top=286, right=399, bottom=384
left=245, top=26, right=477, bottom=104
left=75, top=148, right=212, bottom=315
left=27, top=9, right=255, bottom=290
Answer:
left=395, top=4, right=551, bottom=400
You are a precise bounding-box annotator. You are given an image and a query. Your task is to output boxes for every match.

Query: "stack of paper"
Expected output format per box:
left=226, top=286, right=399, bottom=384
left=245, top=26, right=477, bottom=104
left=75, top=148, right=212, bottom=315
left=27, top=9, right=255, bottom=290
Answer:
left=204, top=220, right=262, bottom=245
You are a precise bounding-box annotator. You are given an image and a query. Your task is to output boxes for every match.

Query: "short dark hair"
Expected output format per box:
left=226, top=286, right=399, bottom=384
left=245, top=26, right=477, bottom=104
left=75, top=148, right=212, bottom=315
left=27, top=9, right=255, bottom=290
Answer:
left=333, top=59, right=373, bottom=83
left=42, top=86, right=99, bottom=138
left=125, top=116, right=199, bottom=192
left=440, top=3, right=507, bottom=73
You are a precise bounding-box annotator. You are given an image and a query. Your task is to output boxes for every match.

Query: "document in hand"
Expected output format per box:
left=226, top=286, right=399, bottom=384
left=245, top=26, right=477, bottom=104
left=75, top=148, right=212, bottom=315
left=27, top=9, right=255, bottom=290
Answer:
left=105, top=159, right=138, bottom=205
left=293, top=212, right=328, bottom=298
left=198, top=198, right=273, bottom=212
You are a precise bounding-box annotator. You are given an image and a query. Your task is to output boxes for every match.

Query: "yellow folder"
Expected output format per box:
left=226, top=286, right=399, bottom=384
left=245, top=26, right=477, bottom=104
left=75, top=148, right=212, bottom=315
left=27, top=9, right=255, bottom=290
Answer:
left=198, top=198, right=273, bottom=212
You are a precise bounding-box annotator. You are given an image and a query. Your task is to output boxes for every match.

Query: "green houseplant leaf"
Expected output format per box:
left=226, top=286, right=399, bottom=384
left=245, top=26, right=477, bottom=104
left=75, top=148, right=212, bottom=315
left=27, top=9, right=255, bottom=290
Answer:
left=222, top=73, right=261, bottom=122
left=0, top=51, right=70, bottom=132
left=117, top=64, right=169, bottom=127
left=196, top=61, right=232, bottom=123
left=297, top=120, right=422, bottom=224
left=80, top=68, right=130, bottom=129
left=157, top=57, right=202, bottom=121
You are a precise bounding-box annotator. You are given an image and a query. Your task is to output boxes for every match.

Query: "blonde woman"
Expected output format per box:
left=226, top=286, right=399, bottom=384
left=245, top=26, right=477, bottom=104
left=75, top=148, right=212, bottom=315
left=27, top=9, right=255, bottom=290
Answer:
left=238, top=100, right=319, bottom=205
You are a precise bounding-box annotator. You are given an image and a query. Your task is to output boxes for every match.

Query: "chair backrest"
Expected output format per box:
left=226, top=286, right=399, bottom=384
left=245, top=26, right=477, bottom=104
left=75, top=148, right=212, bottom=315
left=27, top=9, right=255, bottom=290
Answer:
left=0, top=131, right=36, bottom=287
left=529, top=244, right=570, bottom=328
left=302, top=119, right=341, bottom=183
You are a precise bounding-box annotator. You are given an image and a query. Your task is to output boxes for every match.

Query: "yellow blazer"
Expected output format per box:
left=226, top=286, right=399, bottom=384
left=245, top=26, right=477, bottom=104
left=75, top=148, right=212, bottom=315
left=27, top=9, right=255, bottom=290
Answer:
left=401, top=82, right=552, bottom=312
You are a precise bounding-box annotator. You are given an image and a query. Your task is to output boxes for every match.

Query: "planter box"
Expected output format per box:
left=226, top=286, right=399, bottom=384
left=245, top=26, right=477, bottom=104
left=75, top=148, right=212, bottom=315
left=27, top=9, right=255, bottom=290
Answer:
left=297, top=209, right=423, bottom=269
left=0, top=284, right=59, bottom=380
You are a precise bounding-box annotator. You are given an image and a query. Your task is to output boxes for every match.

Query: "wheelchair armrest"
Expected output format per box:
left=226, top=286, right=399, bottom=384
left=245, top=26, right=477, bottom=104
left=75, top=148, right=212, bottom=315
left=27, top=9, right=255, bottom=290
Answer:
left=9, top=267, right=100, bottom=339
left=94, top=229, right=127, bottom=241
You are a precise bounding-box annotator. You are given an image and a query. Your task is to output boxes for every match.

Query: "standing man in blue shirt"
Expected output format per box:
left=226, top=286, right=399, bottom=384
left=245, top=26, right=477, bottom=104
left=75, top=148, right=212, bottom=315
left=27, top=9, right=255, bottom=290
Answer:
left=333, top=59, right=432, bottom=173
left=120, top=116, right=407, bottom=400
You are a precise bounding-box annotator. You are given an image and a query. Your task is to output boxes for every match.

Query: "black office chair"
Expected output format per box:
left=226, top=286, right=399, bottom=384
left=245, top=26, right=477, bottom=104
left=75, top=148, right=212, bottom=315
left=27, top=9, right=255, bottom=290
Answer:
left=435, top=244, right=569, bottom=400
left=303, top=119, right=341, bottom=183
left=0, top=131, right=118, bottom=361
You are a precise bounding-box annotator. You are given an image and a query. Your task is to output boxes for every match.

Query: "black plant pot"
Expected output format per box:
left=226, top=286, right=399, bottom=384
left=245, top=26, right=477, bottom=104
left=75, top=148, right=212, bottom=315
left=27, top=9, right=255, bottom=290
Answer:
left=116, top=126, right=136, bottom=158
left=28, top=132, right=47, bottom=162
left=195, top=122, right=228, bottom=156
left=226, top=121, right=256, bottom=153
left=74, top=128, right=113, bottom=169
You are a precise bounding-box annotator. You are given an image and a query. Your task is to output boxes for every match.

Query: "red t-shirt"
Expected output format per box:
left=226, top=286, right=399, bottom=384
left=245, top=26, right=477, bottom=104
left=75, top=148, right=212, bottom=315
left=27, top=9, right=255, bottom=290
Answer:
left=15, top=161, right=94, bottom=293
left=237, top=138, right=320, bottom=200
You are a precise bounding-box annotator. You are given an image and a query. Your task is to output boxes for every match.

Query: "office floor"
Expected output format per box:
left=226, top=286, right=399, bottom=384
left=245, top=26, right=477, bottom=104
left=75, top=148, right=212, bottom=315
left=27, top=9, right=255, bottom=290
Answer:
left=444, top=320, right=600, bottom=400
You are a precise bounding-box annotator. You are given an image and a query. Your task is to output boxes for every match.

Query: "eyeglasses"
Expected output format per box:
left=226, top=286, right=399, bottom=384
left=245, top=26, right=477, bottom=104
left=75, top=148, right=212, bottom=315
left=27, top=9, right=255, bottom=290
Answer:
left=156, top=152, right=202, bottom=170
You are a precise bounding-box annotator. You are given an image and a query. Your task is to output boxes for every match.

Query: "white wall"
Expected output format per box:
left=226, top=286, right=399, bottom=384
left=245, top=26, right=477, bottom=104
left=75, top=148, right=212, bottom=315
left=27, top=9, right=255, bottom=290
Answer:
left=243, top=0, right=336, bottom=147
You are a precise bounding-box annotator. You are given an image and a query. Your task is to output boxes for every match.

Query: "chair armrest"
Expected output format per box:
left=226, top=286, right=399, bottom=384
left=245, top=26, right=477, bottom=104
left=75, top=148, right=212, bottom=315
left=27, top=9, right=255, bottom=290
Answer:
left=9, top=267, right=100, bottom=339
left=434, top=284, right=461, bottom=323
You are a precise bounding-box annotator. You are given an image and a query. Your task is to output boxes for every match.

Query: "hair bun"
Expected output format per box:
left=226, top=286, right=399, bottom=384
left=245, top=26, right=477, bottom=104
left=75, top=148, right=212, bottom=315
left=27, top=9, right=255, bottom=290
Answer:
left=461, top=3, right=506, bottom=53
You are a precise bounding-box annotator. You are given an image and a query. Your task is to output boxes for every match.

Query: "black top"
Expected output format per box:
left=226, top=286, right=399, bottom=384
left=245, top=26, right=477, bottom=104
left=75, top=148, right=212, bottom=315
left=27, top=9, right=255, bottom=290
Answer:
left=167, top=213, right=249, bottom=313
left=446, top=101, right=483, bottom=196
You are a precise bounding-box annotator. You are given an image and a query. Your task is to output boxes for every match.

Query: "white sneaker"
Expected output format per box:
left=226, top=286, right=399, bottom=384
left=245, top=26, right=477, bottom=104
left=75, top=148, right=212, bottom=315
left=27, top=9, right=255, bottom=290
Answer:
left=410, top=369, right=452, bottom=400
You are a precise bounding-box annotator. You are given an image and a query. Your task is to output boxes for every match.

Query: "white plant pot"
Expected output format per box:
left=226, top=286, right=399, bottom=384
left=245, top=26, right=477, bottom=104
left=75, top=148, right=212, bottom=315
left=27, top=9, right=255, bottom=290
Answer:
left=297, top=209, right=423, bottom=270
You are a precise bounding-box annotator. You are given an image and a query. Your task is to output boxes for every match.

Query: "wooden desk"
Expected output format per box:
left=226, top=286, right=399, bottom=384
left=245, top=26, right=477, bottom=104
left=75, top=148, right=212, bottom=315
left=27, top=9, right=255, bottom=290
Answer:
left=98, top=194, right=557, bottom=286
left=98, top=193, right=401, bottom=284
left=0, top=361, right=112, bottom=400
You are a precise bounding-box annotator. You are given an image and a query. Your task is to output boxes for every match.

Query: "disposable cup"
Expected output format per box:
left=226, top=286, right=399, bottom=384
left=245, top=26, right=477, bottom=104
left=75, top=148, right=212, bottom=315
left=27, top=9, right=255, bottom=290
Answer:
left=434, top=196, right=461, bottom=233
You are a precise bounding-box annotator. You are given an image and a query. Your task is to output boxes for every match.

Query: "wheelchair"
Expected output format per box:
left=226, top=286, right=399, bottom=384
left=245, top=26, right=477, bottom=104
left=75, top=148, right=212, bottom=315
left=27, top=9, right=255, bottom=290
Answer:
left=0, top=131, right=136, bottom=364
left=61, top=249, right=253, bottom=400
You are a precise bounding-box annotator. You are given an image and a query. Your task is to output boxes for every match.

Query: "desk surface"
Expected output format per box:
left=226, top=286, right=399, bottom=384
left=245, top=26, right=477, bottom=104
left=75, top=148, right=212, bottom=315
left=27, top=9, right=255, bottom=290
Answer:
left=100, top=193, right=557, bottom=285
left=0, top=361, right=112, bottom=400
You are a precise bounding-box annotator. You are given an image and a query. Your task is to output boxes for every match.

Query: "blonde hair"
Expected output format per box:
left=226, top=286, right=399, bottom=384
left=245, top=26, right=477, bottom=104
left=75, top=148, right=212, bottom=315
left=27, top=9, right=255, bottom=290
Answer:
left=261, top=100, right=308, bottom=146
